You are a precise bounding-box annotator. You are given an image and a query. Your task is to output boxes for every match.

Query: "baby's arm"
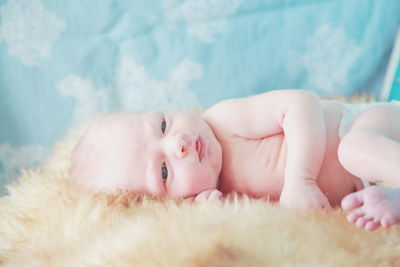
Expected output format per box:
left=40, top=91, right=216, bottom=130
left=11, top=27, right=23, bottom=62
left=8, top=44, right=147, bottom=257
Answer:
left=204, top=89, right=330, bottom=210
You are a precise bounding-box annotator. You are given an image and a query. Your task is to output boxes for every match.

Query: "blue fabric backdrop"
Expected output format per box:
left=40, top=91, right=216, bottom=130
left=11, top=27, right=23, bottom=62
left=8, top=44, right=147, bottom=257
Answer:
left=0, top=0, right=399, bottom=195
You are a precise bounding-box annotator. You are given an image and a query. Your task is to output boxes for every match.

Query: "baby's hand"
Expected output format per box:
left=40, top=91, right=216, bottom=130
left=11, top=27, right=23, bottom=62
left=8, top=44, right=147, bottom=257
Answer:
left=186, top=189, right=223, bottom=202
left=279, top=181, right=331, bottom=210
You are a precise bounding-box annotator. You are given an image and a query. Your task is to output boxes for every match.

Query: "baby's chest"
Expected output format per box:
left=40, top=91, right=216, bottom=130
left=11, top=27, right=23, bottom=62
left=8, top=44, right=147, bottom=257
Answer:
left=219, top=134, right=287, bottom=199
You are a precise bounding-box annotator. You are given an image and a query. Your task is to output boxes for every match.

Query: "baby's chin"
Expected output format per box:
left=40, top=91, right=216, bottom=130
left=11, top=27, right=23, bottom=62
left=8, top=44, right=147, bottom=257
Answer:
left=203, top=124, right=223, bottom=171
left=209, top=141, right=223, bottom=175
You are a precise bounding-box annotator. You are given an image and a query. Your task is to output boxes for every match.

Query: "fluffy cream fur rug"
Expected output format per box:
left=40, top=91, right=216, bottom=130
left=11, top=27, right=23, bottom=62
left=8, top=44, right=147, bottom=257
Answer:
left=1, top=106, right=400, bottom=267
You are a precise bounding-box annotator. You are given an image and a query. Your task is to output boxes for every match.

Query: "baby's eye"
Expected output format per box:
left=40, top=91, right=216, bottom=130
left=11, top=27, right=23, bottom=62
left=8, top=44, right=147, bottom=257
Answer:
left=161, top=117, right=167, bottom=134
left=161, top=162, right=168, bottom=180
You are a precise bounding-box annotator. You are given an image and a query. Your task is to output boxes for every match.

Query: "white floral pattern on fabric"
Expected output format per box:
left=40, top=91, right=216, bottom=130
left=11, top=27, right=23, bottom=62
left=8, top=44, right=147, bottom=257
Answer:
left=0, top=0, right=66, bottom=66
left=0, top=143, right=49, bottom=195
left=114, top=56, right=202, bottom=111
left=58, top=75, right=111, bottom=122
left=288, top=24, right=363, bottom=94
left=164, top=0, right=244, bottom=43
left=58, top=56, right=203, bottom=122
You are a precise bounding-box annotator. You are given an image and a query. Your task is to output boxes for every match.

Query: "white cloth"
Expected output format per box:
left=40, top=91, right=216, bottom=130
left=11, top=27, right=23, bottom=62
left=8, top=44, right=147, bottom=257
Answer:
left=324, top=100, right=400, bottom=188
left=324, top=100, right=400, bottom=139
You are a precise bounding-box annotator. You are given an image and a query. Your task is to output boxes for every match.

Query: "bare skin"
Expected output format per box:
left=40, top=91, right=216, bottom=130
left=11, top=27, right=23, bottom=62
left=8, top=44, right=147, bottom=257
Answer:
left=204, top=92, right=400, bottom=230
left=71, top=90, right=400, bottom=231
left=205, top=98, right=360, bottom=207
left=337, top=103, right=400, bottom=230
left=342, top=186, right=400, bottom=231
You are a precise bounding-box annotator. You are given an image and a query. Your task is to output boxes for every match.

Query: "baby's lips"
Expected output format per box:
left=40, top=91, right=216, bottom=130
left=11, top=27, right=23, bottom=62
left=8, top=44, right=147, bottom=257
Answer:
left=195, top=136, right=207, bottom=162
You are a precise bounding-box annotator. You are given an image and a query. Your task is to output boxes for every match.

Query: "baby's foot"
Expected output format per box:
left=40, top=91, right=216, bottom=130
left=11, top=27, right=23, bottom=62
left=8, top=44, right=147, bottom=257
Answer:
left=341, top=186, right=400, bottom=231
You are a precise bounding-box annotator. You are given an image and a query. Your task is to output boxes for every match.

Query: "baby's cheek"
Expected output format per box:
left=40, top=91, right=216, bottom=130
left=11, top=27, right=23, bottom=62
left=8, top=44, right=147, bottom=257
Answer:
left=208, top=141, right=222, bottom=173
left=171, top=167, right=211, bottom=197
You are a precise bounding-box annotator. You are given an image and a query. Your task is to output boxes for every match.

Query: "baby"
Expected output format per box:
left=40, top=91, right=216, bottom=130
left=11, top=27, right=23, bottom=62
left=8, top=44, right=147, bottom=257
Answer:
left=71, top=89, right=400, bottom=231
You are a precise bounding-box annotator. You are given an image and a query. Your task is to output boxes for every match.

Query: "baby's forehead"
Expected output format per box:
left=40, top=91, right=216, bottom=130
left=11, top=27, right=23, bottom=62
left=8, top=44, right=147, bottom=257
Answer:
left=86, top=109, right=196, bottom=140
left=80, top=112, right=150, bottom=159
left=101, top=111, right=143, bottom=125
left=80, top=112, right=142, bottom=146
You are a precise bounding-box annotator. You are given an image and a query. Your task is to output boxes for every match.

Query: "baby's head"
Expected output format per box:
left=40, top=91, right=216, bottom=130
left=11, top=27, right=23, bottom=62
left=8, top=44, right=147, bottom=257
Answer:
left=71, top=111, right=222, bottom=198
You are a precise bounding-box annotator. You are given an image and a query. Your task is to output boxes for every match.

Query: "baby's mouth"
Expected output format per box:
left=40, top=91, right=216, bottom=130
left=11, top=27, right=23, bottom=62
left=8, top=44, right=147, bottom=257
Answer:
left=195, top=136, right=206, bottom=161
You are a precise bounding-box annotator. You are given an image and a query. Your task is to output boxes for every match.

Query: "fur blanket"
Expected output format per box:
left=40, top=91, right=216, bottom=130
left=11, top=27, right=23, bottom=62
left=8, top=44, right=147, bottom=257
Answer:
left=1, top=106, right=400, bottom=266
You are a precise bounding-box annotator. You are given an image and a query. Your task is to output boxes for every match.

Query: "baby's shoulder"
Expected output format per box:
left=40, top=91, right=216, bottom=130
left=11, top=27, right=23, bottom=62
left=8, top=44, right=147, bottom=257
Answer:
left=202, top=100, right=239, bottom=140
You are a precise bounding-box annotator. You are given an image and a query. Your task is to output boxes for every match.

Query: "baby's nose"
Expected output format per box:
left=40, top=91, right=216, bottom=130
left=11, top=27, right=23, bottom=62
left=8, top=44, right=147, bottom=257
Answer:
left=174, top=133, right=192, bottom=159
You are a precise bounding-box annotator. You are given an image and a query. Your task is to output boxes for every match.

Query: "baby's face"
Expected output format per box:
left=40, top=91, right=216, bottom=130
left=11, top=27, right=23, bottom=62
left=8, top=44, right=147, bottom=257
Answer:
left=73, top=111, right=222, bottom=198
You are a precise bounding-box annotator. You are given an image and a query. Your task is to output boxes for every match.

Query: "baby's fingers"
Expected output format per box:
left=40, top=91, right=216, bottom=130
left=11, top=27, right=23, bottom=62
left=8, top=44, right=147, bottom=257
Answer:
left=184, top=196, right=195, bottom=202
left=208, top=190, right=223, bottom=201
left=194, top=189, right=223, bottom=202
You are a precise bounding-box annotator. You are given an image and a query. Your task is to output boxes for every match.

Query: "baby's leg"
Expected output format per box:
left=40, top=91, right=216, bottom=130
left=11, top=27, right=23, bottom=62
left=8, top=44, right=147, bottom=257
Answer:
left=338, top=103, right=400, bottom=186
left=338, top=103, right=400, bottom=230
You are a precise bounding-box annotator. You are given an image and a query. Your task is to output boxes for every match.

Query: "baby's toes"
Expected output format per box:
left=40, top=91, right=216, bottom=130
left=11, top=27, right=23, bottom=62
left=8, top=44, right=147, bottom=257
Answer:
left=347, top=210, right=364, bottom=223
left=381, top=214, right=399, bottom=228
left=341, top=191, right=364, bottom=211
left=356, top=216, right=372, bottom=228
left=365, top=220, right=380, bottom=231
